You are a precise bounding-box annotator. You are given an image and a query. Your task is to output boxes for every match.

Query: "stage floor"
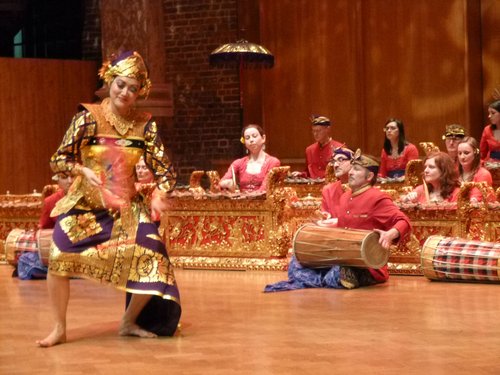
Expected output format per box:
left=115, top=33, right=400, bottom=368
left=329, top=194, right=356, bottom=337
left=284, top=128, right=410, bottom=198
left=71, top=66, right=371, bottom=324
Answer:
left=1, top=264, right=499, bottom=374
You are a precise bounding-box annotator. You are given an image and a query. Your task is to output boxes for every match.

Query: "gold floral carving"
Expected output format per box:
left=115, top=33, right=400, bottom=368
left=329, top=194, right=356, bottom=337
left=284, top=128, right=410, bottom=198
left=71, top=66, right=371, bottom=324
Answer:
left=206, top=170, right=221, bottom=193
left=170, top=255, right=289, bottom=271
left=325, top=163, right=337, bottom=183
left=266, top=166, right=290, bottom=193
left=188, top=170, right=206, bottom=197
left=457, top=182, right=494, bottom=240
left=419, top=142, right=440, bottom=155
left=404, top=159, right=424, bottom=187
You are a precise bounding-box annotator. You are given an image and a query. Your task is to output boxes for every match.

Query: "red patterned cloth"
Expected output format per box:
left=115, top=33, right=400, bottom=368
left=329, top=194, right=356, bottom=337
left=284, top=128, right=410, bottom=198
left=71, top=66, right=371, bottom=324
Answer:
left=431, top=237, right=500, bottom=282
left=15, top=230, right=37, bottom=252
left=10, top=230, right=38, bottom=264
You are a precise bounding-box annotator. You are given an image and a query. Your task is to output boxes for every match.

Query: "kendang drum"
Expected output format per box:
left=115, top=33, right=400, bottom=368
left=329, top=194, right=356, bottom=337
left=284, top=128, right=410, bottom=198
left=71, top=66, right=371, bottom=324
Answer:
left=421, top=236, right=500, bottom=283
left=5, top=228, right=38, bottom=265
left=36, top=229, right=54, bottom=266
left=292, top=224, right=389, bottom=269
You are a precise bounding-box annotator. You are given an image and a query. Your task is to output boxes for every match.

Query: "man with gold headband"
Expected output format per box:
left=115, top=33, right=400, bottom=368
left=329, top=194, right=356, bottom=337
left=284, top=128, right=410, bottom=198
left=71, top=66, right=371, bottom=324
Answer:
left=335, top=150, right=411, bottom=288
left=442, top=124, right=466, bottom=165
left=304, top=115, right=344, bottom=179
left=37, top=51, right=181, bottom=347
left=265, top=150, right=411, bottom=292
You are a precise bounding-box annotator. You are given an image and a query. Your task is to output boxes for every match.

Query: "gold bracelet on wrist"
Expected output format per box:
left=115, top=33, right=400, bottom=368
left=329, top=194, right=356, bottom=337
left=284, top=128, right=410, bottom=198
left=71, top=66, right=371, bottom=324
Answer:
left=72, top=164, right=84, bottom=176
left=155, top=188, right=168, bottom=199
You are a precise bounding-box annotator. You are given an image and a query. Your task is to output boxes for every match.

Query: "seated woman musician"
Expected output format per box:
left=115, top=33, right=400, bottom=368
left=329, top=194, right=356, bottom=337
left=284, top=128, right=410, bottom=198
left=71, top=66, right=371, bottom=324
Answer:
left=401, top=151, right=460, bottom=204
left=457, top=136, right=494, bottom=202
left=480, top=100, right=500, bottom=162
left=379, top=118, right=419, bottom=179
left=219, top=124, right=280, bottom=192
left=135, top=156, right=154, bottom=185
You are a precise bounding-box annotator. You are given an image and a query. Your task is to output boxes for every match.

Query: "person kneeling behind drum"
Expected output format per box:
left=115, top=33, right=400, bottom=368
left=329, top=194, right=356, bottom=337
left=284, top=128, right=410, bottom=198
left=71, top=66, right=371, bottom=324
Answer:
left=16, top=174, right=72, bottom=280
left=264, top=150, right=411, bottom=292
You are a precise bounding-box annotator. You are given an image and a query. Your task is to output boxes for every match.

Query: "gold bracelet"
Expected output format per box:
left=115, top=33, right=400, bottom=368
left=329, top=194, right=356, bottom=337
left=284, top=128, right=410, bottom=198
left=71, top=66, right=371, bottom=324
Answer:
left=154, top=188, right=168, bottom=199
left=72, top=164, right=84, bottom=176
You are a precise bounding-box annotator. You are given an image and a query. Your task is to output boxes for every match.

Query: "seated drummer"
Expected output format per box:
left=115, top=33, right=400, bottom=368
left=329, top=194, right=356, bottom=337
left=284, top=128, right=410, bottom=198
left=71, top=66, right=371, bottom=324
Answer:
left=264, top=150, right=411, bottom=292
left=219, top=124, right=280, bottom=192
left=17, top=173, right=73, bottom=280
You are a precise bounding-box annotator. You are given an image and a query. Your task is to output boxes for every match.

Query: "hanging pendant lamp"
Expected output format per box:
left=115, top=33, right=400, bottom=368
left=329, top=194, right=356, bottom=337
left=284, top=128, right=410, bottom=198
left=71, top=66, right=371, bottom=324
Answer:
left=209, top=39, right=274, bottom=68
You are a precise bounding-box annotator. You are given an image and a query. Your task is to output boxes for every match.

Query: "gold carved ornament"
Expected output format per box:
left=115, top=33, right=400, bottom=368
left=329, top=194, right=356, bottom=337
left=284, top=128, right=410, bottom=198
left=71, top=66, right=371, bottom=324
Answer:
left=457, top=182, right=494, bottom=241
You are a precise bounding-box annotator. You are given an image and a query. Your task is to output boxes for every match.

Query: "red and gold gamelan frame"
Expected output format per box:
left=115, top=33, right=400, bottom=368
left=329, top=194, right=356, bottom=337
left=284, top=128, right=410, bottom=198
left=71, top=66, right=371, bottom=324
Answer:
left=1, top=170, right=499, bottom=275
left=160, top=167, right=319, bottom=271
left=0, top=193, right=43, bottom=263
left=389, top=182, right=500, bottom=275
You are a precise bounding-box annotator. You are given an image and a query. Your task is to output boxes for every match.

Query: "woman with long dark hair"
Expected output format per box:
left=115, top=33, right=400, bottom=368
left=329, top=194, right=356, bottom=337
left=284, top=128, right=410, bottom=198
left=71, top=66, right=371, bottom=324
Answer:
left=379, top=118, right=419, bottom=178
left=480, top=100, right=500, bottom=161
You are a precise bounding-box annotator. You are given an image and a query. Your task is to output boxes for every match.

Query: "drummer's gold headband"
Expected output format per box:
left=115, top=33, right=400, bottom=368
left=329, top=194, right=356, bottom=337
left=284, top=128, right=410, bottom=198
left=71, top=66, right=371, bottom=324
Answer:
left=351, top=149, right=379, bottom=173
left=310, top=115, right=331, bottom=126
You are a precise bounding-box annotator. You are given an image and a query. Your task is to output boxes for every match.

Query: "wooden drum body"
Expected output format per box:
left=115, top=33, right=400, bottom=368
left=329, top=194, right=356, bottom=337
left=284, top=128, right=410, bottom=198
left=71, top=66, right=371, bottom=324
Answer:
left=36, top=229, right=54, bottom=266
left=292, top=224, right=389, bottom=269
left=421, top=235, right=500, bottom=282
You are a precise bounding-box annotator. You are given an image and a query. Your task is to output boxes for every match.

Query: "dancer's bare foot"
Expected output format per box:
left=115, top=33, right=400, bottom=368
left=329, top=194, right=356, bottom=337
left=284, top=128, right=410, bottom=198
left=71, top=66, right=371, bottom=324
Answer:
left=36, top=326, right=67, bottom=347
left=119, top=322, right=157, bottom=338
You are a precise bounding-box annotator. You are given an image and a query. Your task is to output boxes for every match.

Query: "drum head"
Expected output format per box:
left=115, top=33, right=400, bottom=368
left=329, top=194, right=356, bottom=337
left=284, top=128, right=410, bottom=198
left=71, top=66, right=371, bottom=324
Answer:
left=360, top=231, right=389, bottom=269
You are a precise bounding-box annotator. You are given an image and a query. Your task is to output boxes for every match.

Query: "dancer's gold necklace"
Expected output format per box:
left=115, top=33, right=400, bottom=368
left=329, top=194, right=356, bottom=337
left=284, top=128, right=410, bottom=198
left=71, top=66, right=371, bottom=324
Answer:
left=103, top=101, right=136, bottom=136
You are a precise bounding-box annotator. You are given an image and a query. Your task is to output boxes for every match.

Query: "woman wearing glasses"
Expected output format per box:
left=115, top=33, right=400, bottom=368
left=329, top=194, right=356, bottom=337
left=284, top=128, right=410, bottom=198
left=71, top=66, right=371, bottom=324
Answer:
left=379, top=118, right=419, bottom=179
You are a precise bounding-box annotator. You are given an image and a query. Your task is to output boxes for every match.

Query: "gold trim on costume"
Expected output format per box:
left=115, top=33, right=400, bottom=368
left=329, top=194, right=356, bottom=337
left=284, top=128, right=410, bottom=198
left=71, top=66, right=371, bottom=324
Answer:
left=351, top=184, right=371, bottom=197
left=59, top=212, right=103, bottom=243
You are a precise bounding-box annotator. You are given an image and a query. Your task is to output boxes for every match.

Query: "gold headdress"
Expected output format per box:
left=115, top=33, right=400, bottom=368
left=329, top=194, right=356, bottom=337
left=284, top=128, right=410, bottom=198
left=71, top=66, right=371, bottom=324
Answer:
left=442, top=124, right=465, bottom=140
left=351, top=149, right=379, bottom=173
left=310, top=115, right=331, bottom=126
left=98, top=51, right=152, bottom=97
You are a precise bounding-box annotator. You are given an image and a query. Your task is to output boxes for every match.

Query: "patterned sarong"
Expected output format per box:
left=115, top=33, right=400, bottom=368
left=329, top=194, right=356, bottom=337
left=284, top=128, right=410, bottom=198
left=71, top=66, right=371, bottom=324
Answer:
left=49, top=199, right=181, bottom=336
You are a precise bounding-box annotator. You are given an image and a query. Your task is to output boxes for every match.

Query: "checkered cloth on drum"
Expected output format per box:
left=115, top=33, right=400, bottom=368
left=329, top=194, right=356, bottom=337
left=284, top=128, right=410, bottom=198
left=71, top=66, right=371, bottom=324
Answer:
left=433, top=238, right=500, bottom=281
left=15, top=230, right=38, bottom=252
left=11, top=230, right=38, bottom=264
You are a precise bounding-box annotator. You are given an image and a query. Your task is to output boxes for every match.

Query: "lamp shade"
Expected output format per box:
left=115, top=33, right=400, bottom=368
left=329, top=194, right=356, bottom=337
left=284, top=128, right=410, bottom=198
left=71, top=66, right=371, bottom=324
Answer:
left=209, top=39, right=274, bottom=68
